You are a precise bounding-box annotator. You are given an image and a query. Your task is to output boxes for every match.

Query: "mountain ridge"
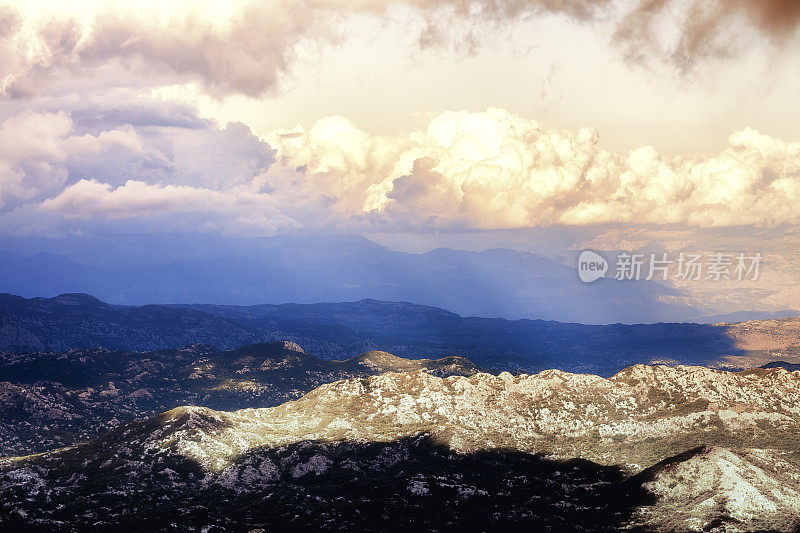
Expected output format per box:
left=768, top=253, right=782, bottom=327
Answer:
left=4, top=362, right=800, bottom=531
left=0, top=341, right=483, bottom=456
left=0, top=294, right=800, bottom=375
left=0, top=231, right=693, bottom=323
left=28, top=362, right=796, bottom=471
left=3, top=292, right=800, bottom=376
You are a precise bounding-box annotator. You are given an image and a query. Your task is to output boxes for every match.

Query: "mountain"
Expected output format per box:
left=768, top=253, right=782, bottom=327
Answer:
left=694, top=309, right=800, bottom=324
left=0, top=342, right=480, bottom=456
left=2, top=293, right=799, bottom=374
left=0, top=233, right=695, bottom=323
left=626, top=446, right=800, bottom=532
left=716, top=316, right=800, bottom=368
left=0, top=292, right=264, bottom=353
left=4, top=293, right=800, bottom=375
left=722, top=315, right=800, bottom=349
left=3, top=364, right=800, bottom=531
left=179, top=298, right=763, bottom=372
left=762, top=361, right=800, bottom=371
left=117, top=364, right=800, bottom=471
left=0, top=433, right=644, bottom=532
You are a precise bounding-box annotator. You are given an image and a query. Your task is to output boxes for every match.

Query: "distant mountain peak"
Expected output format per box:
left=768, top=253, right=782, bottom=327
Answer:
left=344, top=350, right=483, bottom=376
left=351, top=350, right=408, bottom=366
left=229, top=341, right=306, bottom=357
left=274, top=340, right=305, bottom=353
left=51, top=293, right=108, bottom=307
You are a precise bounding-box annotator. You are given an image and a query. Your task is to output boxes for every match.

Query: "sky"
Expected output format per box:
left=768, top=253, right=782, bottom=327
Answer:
left=1, top=0, right=800, bottom=241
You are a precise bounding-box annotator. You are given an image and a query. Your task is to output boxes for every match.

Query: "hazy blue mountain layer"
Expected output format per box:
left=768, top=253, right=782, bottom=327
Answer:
left=0, top=233, right=690, bottom=324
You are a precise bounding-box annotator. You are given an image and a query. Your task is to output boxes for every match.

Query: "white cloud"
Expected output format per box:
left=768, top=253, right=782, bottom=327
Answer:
left=266, top=108, right=800, bottom=229
left=0, top=91, right=281, bottom=198
left=42, top=178, right=268, bottom=216
left=0, top=92, right=302, bottom=234
left=40, top=179, right=298, bottom=233
left=0, top=1, right=797, bottom=240
left=0, top=110, right=143, bottom=208
left=3, top=103, right=799, bottom=234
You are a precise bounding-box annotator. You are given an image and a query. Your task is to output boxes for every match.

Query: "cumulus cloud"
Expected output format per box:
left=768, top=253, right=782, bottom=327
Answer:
left=3, top=103, right=799, bottom=234
left=0, top=104, right=276, bottom=200
left=0, top=94, right=298, bottom=234
left=3, top=2, right=797, bottom=238
left=266, top=108, right=800, bottom=229
left=0, top=109, right=143, bottom=209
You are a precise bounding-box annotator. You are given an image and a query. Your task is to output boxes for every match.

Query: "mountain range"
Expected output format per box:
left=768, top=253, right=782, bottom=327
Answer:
left=0, top=233, right=699, bottom=324
left=4, top=362, right=800, bottom=531
left=3, top=290, right=800, bottom=530
left=3, top=292, right=800, bottom=375
left=0, top=341, right=480, bottom=457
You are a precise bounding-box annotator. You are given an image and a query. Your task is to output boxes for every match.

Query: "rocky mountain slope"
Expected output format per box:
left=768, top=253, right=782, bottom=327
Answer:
left=127, top=365, right=800, bottom=472
left=627, top=446, right=800, bottom=532
left=3, top=364, right=800, bottom=531
left=0, top=343, right=480, bottom=456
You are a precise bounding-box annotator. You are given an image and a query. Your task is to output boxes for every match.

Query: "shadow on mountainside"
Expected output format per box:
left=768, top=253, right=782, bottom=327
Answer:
left=0, top=434, right=650, bottom=532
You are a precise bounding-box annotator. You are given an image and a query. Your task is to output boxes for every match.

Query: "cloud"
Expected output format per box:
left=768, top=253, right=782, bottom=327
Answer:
left=266, top=108, right=800, bottom=230
left=0, top=109, right=143, bottom=209
left=0, top=93, right=298, bottom=234
left=0, top=1, right=612, bottom=99
left=3, top=102, right=800, bottom=235
left=614, top=0, right=800, bottom=70
left=38, top=178, right=300, bottom=236
left=382, top=157, right=463, bottom=228
left=0, top=91, right=280, bottom=200
left=0, top=2, right=312, bottom=98
left=41, top=178, right=293, bottom=226
left=2, top=0, right=798, bottom=99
